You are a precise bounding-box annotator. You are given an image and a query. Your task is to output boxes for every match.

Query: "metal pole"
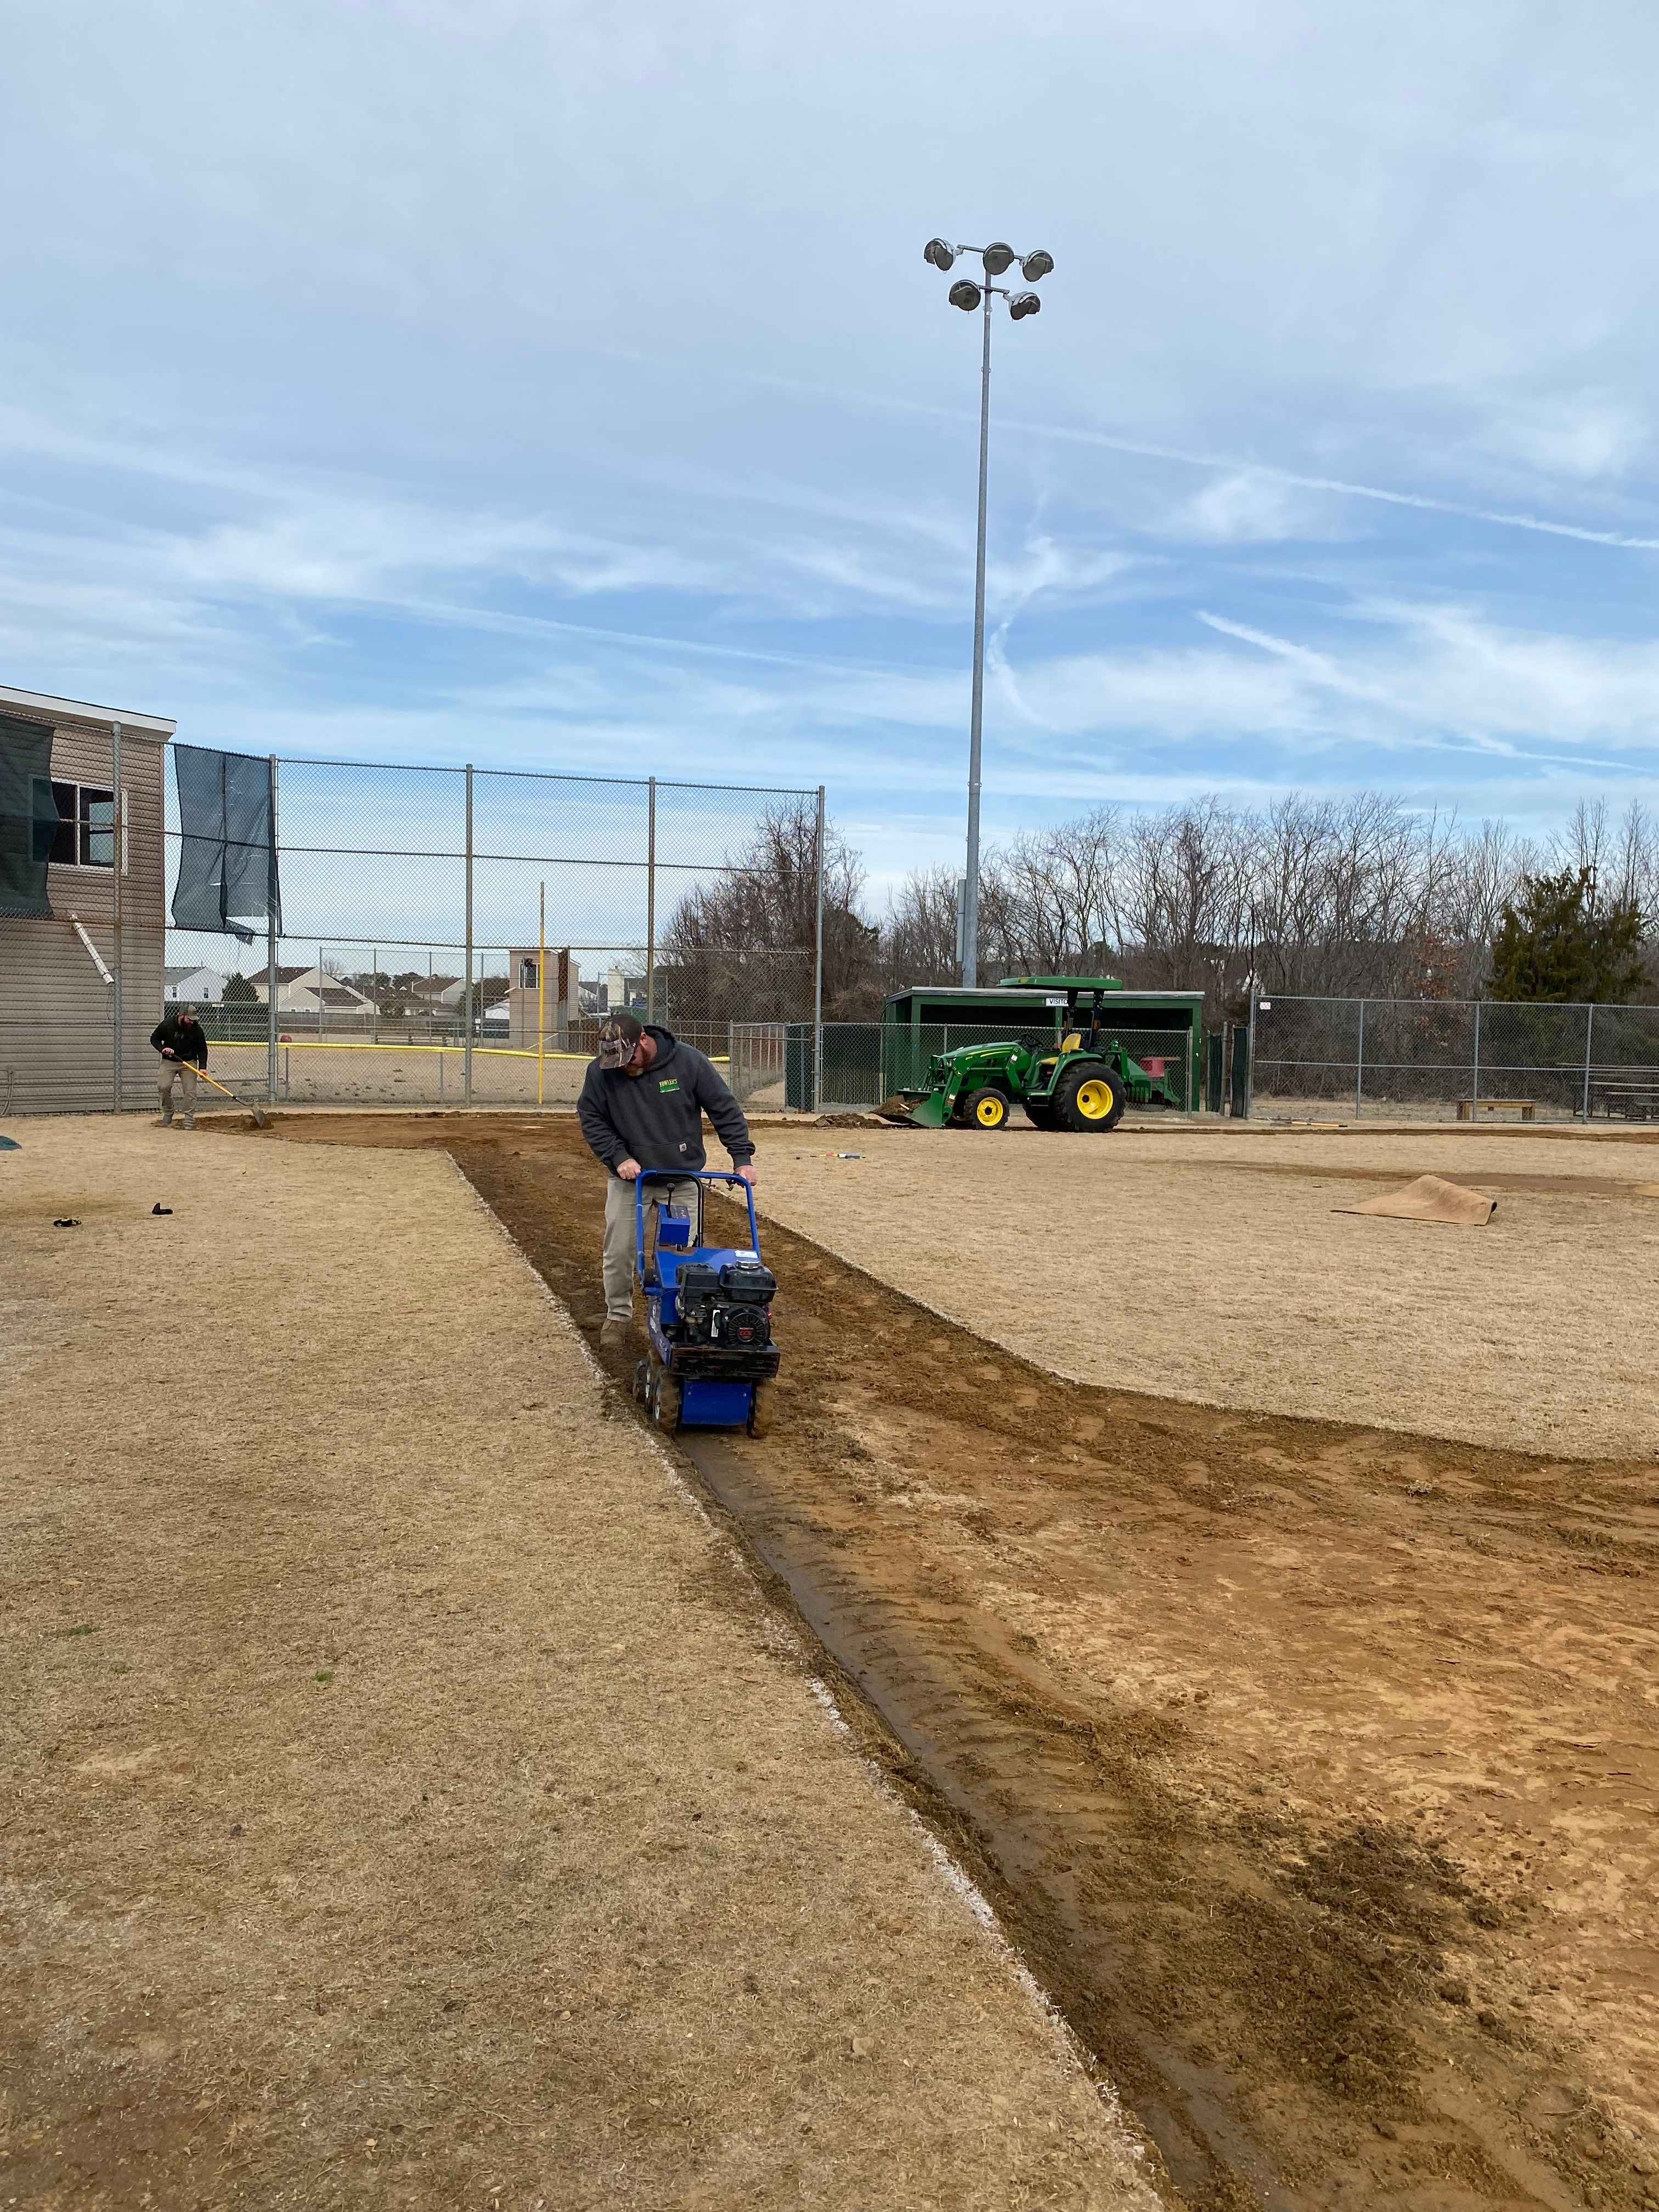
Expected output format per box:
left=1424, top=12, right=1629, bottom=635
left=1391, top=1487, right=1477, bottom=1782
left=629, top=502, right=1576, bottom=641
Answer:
left=1471, top=997, right=1481, bottom=1113
left=813, top=783, right=826, bottom=1110
left=110, top=722, right=122, bottom=1110
left=371, top=946, right=377, bottom=1045
left=1244, top=994, right=1257, bottom=1120
left=646, top=775, right=657, bottom=1023
left=267, top=756, right=279, bottom=1101
left=961, top=291, right=992, bottom=989
left=538, top=881, right=546, bottom=1110
left=318, top=943, right=324, bottom=1038
left=464, top=764, right=474, bottom=1106
left=1355, top=998, right=1365, bottom=1121
left=1582, top=1001, right=1595, bottom=1121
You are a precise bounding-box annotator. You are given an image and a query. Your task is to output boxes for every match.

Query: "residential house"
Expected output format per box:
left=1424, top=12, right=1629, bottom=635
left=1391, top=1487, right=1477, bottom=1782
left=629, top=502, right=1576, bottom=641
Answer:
left=165, top=964, right=227, bottom=1004
left=249, top=966, right=374, bottom=1018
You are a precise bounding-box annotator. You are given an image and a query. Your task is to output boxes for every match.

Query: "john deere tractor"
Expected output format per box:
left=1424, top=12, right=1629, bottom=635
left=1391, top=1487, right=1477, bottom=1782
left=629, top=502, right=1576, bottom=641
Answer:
left=877, top=978, right=1147, bottom=1132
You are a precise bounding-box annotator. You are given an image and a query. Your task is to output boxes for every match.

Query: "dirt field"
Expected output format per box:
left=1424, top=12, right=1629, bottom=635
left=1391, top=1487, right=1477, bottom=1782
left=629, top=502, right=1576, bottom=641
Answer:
left=753, top=1121, right=1659, bottom=1458
left=223, top=1112, right=1659, bottom=2212
left=0, top=1116, right=1156, bottom=2211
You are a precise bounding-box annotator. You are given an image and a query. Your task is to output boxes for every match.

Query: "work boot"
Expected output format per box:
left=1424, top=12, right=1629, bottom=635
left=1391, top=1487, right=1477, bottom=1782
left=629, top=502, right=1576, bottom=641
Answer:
left=180, top=1114, right=195, bottom=1130
left=153, top=1111, right=172, bottom=1127
left=599, top=1317, right=631, bottom=1352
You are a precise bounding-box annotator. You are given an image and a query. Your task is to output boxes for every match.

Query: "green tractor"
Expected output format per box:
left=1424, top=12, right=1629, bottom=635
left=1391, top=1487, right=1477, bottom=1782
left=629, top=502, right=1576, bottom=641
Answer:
left=877, top=978, right=1149, bottom=1132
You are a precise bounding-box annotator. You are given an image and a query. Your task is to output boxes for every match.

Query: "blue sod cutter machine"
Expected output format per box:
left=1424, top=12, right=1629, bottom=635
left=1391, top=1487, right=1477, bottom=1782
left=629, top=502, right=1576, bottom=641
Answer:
left=631, top=1168, right=780, bottom=1436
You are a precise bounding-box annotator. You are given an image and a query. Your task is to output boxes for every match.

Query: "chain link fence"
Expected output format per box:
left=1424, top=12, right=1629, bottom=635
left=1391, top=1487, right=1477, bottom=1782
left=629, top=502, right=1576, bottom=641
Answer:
left=149, top=756, right=823, bottom=1112
left=1251, top=996, right=1659, bottom=1122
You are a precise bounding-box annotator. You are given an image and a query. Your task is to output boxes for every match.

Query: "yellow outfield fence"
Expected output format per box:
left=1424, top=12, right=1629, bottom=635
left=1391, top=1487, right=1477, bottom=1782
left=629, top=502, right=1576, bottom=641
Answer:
left=211, top=1038, right=727, bottom=1063
left=202, top=1035, right=731, bottom=1110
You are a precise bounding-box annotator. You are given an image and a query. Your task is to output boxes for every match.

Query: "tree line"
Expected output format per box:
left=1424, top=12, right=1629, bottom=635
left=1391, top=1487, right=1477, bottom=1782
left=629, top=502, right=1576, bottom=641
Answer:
left=665, top=791, right=1659, bottom=1021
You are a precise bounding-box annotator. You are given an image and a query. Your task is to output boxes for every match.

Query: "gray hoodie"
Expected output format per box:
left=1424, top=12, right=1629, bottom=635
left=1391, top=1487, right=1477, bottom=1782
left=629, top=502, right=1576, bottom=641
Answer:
left=577, top=1024, right=754, bottom=1176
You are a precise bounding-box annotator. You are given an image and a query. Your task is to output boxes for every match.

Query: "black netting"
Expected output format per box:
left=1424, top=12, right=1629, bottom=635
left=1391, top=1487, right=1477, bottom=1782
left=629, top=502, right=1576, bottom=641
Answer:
left=172, top=746, right=280, bottom=943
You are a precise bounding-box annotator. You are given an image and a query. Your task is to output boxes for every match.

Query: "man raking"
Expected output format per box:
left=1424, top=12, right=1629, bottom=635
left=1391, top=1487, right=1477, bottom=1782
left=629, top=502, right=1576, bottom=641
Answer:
left=577, top=1013, right=756, bottom=1351
left=150, top=1004, right=208, bottom=1129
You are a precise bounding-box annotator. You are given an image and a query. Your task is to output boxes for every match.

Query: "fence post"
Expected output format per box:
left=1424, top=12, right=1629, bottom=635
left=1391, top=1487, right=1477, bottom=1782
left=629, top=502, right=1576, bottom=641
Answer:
left=813, top=784, right=826, bottom=1110
left=1355, top=998, right=1365, bottom=1120
left=1471, top=996, right=1481, bottom=1114
left=267, top=755, right=279, bottom=1100
left=463, top=763, right=473, bottom=1106
left=645, top=775, right=657, bottom=1024
left=1244, top=995, right=1256, bottom=1119
left=1583, top=1000, right=1601, bottom=1124
left=110, top=721, right=122, bottom=1110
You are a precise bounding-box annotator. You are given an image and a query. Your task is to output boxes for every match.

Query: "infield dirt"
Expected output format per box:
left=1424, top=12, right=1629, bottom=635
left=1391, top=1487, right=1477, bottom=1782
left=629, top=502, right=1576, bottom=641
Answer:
left=238, top=1110, right=1659, bottom=2212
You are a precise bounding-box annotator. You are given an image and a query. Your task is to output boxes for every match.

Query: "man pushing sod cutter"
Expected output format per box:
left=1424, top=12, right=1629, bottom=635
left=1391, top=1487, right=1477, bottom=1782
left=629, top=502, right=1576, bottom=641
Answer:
left=577, top=1012, right=756, bottom=1351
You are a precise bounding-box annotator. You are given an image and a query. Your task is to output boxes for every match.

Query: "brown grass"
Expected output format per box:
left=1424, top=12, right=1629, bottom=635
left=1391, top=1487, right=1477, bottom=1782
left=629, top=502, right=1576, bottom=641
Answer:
left=0, top=1115, right=1154, bottom=2211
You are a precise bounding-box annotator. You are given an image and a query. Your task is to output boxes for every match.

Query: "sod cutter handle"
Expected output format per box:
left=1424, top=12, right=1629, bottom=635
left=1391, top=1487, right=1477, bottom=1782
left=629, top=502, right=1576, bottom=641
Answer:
left=634, top=1167, right=762, bottom=1278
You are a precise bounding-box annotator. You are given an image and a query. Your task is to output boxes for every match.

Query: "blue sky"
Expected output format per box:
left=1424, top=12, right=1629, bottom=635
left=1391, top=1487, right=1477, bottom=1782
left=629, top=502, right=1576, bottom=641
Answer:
left=5, top=0, right=1659, bottom=904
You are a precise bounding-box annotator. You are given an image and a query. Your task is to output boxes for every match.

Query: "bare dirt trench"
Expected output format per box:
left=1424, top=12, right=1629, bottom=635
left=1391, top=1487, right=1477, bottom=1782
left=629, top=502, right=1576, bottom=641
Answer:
left=229, top=1114, right=1659, bottom=2212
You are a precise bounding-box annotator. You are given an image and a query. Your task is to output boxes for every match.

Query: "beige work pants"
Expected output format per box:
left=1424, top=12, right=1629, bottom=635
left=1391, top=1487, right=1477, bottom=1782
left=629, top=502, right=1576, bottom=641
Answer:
left=602, top=1173, right=699, bottom=1321
left=158, top=1062, right=199, bottom=1123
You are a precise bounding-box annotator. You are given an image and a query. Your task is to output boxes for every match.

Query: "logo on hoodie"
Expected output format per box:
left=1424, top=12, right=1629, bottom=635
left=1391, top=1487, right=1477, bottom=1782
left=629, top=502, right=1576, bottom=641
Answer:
left=657, top=1077, right=680, bottom=1094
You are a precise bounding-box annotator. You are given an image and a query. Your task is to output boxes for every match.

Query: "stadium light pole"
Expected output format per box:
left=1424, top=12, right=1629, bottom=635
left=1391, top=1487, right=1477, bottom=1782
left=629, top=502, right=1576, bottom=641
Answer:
left=923, top=238, right=1053, bottom=986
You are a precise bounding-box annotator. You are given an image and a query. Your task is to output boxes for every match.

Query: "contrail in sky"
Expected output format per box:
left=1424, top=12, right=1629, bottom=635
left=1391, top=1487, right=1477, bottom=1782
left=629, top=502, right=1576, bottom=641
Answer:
left=714, top=360, right=1659, bottom=553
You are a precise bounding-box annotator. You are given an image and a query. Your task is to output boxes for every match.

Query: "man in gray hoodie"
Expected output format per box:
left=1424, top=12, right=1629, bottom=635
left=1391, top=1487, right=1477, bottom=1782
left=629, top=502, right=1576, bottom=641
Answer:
left=577, top=1013, right=757, bottom=1350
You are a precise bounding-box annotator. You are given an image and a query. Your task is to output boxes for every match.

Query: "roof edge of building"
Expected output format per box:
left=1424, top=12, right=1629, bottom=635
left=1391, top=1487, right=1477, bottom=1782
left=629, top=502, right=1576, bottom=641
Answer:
left=0, top=682, right=176, bottom=736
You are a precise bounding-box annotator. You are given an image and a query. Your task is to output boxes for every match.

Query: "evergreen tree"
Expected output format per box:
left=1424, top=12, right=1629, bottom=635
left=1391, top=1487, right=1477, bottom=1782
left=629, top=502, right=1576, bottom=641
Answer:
left=1486, top=868, right=1644, bottom=1003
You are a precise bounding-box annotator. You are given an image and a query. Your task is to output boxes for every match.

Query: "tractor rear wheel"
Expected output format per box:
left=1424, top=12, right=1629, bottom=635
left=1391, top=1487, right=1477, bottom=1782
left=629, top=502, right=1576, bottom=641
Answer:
left=958, top=1086, right=1010, bottom=1130
left=1054, top=1063, right=1126, bottom=1132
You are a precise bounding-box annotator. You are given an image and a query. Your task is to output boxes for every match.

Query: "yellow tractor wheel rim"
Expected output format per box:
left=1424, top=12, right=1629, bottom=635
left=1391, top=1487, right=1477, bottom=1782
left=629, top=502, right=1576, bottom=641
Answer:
left=1075, top=1078, right=1115, bottom=1121
left=975, top=1094, right=1005, bottom=1126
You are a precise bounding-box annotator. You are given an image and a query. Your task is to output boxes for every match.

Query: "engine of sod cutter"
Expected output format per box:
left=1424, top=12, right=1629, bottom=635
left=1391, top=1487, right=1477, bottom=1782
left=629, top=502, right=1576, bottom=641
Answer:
left=669, top=1258, right=777, bottom=1352
left=632, top=1169, right=781, bottom=1438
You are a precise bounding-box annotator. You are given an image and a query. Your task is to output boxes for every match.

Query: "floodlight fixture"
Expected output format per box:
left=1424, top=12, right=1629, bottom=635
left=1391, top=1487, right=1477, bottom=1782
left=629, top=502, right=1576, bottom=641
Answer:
left=922, top=230, right=1053, bottom=988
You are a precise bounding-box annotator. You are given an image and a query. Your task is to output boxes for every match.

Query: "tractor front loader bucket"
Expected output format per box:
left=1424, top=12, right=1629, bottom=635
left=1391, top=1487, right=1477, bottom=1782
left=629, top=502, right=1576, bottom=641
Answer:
left=875, top=1091, right=950, bottom=1127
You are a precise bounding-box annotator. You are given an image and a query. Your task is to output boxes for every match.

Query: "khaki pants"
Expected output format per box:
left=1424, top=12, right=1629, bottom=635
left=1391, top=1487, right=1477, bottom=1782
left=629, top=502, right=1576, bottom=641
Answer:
left=158, top=1062, right=199, bottom=1122
left=602, top=1173, right=699, bottom=1322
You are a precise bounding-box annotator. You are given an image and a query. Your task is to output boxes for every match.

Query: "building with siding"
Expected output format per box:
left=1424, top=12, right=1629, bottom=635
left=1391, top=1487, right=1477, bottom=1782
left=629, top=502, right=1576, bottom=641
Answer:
left=0, top=685, right=175, bottom=1114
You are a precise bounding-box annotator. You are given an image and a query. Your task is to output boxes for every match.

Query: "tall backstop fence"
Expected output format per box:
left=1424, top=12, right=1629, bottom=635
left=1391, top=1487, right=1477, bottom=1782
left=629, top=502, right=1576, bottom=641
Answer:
left=1250, top=996, right=1659, bottom=1123
left=1, top=733, right=825, bottom=1114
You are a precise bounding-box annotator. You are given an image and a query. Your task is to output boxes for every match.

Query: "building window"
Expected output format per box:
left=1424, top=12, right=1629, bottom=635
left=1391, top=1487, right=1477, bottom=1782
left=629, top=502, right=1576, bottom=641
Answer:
left=34, top=781, right=115, bottom=868
left=520, top=957, right=538, bottom=989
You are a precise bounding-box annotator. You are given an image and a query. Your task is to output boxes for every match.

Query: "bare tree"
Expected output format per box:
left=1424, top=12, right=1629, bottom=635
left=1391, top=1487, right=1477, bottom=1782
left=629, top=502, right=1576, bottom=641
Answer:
left=663, top=799, right=879, bottom=1021
left=881, top=866, right=960, bottom=990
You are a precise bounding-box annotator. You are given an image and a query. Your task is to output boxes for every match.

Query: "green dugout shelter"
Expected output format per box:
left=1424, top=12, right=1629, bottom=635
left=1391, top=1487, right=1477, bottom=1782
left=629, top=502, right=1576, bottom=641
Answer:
left=880, top=975, right=1206, bottom=1108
